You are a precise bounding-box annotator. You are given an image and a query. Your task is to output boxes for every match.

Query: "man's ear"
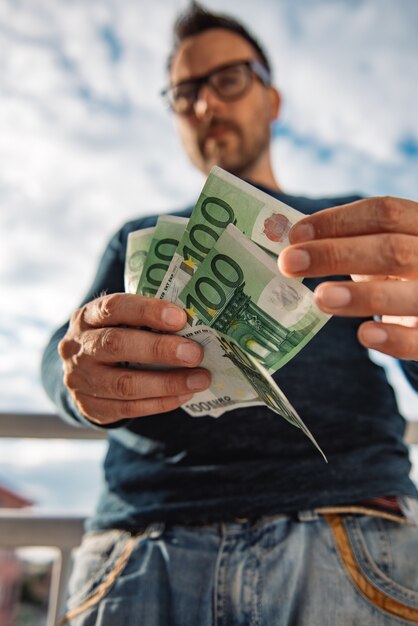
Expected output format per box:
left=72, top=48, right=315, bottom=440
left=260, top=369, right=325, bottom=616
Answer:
left=269, top=87, right=281, bottom=122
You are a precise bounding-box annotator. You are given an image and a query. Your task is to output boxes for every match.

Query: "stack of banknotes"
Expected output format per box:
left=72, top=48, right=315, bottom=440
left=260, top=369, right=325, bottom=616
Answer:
left=124, top=166, right=330, bottom=458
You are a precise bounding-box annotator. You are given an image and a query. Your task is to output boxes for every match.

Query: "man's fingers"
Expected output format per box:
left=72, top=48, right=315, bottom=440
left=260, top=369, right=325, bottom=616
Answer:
left=65, top=365, right=211, bottom=400
left=289, top=196, right=418, bottom=242
left=74, top=392, right=195, bottom=425
left=357, top=321, right=418, bottom=361
left=279, top=234, right=418, bottom=279
left=80, top=327, right=204, bottom=366
left=82, top=293, right=187, bottom=332
left=314, top=279, right=418, bottom=360
left=314, top=280, right=418, bottom=317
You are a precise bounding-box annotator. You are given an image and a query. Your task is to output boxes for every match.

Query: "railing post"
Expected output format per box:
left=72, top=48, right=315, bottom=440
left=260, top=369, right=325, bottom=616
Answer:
left=47, top=548, right=74, bottom=626
left=0, top=511, right=85, bottom=626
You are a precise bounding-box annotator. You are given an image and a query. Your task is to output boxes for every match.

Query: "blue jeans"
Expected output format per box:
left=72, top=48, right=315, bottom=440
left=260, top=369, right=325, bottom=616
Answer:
left=60, top=510, right=418, bottom=625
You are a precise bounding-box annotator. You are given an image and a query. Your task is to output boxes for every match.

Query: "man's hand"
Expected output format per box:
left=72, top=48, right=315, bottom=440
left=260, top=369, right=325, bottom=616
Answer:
left=58, top=293, right=211, bottom=425
left=278, top=196, right=418, bottom=360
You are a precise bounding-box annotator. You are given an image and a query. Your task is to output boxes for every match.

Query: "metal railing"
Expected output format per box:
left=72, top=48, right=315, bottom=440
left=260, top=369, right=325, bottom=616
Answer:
left=0, top=412, right=417, bottom=626
left=0, top=413, right=106, bottom=626
left=0, top=510, right=85, bottom=625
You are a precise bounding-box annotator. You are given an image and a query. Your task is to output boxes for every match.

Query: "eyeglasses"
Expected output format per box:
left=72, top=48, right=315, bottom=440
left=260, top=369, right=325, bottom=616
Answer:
left=161, top=60, right=271, bottom=116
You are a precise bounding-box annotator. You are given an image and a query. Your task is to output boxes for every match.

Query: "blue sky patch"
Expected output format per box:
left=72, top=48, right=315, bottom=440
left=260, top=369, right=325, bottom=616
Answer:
left=99, top=25, right=123, bottom=62
left=273, top=123, right=334, bottom=161
left=398, top=136, right=418, bottom=158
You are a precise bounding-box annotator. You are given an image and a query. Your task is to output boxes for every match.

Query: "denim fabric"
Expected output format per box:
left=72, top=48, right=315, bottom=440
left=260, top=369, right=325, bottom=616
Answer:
left=62, top=512, right=418, bottom=626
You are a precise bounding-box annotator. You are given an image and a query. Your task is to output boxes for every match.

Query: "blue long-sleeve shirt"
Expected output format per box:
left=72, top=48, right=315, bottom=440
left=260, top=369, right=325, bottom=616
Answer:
left=41, top=188, right=418, bottom=530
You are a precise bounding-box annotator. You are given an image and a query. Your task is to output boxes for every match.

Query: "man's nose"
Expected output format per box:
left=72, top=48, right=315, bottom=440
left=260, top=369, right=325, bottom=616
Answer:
left=193, top=84, right=223, bottom=119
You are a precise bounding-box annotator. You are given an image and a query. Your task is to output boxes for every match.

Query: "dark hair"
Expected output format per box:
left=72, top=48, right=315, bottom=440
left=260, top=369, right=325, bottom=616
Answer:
left=167, top=2, right=271, bottom=76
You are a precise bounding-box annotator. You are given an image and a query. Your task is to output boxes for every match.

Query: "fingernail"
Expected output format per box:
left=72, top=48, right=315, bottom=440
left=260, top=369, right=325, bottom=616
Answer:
left=187, top=371, right=211, bottom=391
left=162, top=306, right=185, bottom=327
left=282, top=249, right=310, bottom=273
left=176, top=341, right=202, bottom=364
left=290, top=223, right=315, bottom=243
left=362, top=327, right=388, bottom=345
left=316, top=286, right=351, bottom=308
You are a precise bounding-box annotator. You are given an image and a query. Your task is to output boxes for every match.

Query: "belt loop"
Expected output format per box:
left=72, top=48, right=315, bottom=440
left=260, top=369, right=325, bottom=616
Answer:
left=147, top=522, right=165, bottom=539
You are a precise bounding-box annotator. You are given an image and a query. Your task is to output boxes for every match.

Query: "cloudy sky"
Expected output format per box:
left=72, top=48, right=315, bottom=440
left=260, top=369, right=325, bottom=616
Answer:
left=1, top=0, right=417, bottom=512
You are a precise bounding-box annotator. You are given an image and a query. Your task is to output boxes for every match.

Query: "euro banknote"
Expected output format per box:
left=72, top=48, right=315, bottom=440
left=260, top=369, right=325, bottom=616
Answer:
left=157, top=166, right=304, bottom=302
left=124, top=227, right=155, bottom=294
left=137, top=216, right=188, bottom=297
left=178, top=224, right=330, bottom=373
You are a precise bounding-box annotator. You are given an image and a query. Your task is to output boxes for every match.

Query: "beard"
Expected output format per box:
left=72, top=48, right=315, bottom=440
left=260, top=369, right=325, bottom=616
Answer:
left=195, top=117, right=270, bottom=178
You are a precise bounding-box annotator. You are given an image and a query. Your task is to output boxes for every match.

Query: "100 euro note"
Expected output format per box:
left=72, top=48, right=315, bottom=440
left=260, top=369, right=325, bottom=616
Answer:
left=137, top=215, right=188, bottom=297
left=124, top=226, right=155, bottom=293
left=157, top=165, right=304, bottom=302
left=178, top=224, right=330, bottom=374
left=178, top=325, right=326, bottom=461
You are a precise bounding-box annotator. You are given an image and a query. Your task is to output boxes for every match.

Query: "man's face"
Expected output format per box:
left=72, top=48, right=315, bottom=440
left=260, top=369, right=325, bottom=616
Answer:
left=169, top=28, right=279, bottom=177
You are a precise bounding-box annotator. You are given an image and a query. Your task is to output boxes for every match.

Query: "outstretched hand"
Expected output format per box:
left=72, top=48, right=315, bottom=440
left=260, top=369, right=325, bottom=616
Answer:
left=58, top=293, right=211, bottom=425
left=279, top=196, right=418, bottom=361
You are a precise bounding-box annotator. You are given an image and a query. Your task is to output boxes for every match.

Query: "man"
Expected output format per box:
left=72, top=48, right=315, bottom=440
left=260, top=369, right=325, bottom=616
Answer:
left=42, top=4, right=418, bottom=625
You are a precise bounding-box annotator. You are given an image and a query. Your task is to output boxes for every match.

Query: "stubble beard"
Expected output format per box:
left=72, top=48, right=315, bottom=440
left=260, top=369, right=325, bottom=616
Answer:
left=202, top=131, right=270, bottom=180
left=183, top=113, right=271, bottom=178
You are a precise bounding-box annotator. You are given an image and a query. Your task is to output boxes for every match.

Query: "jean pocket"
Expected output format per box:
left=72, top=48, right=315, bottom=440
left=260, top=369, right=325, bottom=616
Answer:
left=325, top=513, right=418, bottom=623
left=61, top=530, right=143, bottom=625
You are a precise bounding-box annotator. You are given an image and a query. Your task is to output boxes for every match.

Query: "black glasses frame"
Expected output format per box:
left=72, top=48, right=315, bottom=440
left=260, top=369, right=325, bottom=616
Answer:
left=161, top=59, right=272, bottom=114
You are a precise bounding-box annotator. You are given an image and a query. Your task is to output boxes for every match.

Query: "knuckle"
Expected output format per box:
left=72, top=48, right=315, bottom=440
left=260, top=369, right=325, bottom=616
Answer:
left=100, top=328, right=122, bottom=356
left=152, top=396, right=177, bottom=414
left=119, top=400, right=136, bottom=419
left=115, top=373, right=136, bottom=398
left=378, top=196, right=402, bottom=230
left=63, top=371, right=78, bottom=391
left=367, top=287, right=387, bottom=313
left=135, top=296, right=153, bottom=323
left=58, top=336, right=80, bottom=360
left=97, top=294, right=119, bottom=321
left=384, top=234, right=413, bottom=270
left=74, top=396, right=105, bottom=424
left=162, top=372, right=182, bottom=396
left=81, top=331, right=100, bottom=356
left=151, top=334, right=173, bottom=362
left=321, top=241, right=343, bottom=273
left=58, top=337, right=70, bottom=358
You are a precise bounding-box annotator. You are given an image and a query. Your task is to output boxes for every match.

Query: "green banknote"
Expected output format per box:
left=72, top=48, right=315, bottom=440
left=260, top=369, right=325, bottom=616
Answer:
left=137, top=216, right=188, bottom=297
left=178, top=224, right=330, bottom=374
left=157, top=166, right=304, bottom=302
left=124, top=227, right=155, bottom=294
left=178, top=326, right=326, bottom=460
